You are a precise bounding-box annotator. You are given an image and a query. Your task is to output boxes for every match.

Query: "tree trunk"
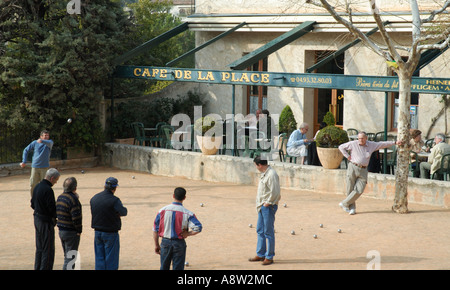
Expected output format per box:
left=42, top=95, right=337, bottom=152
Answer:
left=392, top=73, right=411, bottom=213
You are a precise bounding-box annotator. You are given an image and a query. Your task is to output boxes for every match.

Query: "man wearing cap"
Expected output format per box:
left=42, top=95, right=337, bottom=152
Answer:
left=90, top=177, right=127, bottom=270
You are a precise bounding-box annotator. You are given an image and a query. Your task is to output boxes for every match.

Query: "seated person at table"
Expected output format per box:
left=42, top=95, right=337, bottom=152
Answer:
left=246, top=109, right=261, bottom=128
left=409, top=129, right=424, bottom=153
left=409, top=129, right=424, bottom=177
left=256, top=109, right=273, bottom=140
left=287, top=122, right=313, bottom=164
left=419, top=133, right=450, bottom=179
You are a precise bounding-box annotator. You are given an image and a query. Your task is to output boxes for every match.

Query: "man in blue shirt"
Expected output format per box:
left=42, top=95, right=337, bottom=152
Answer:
left=286, top=123, right=313, bottom=164
left=21, top=130, right=54, bottom=197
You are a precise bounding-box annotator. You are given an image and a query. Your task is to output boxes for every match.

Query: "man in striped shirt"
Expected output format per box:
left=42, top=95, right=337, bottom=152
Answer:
left=153, top=187, right=202, bottom=270
left=56, top=177, right=82, bottom=270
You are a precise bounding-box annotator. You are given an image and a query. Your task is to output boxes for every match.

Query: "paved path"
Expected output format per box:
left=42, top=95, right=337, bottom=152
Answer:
left=0, top=167, right=449, bottom=270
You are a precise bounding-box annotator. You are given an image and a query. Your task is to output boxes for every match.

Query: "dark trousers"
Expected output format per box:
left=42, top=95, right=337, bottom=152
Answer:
left=59, top=230, right=81, bottom=270
left=160, top=238, right=187, bottom=270
left=34, top=215, right=55, bottom=270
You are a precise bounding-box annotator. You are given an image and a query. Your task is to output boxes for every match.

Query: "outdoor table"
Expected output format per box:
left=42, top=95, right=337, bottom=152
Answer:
left=144, top=127, right=157, bottom=136
left=378, top=149, right=393, bottom=155
left=417, top=151, right=430, bottom=161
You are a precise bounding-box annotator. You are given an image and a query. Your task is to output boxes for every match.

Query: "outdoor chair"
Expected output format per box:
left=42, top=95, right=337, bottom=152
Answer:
left=375, top=131, right=385, bottom=142
left=408, top=151, right=420, bottom=177
left=431, top=153, right=450, bottom=181
left=248, top=130, right=269, bottom=158
left=279, top=133, right=297, bottom=163
left=219, top=120, right=235, bottom=155
left=151, top=122, right=168, bottom=147
left=160, top=124, right=176, bottom=149
left=425, top=138, right=434, bottom=151
left=384, top=145, right=397, bottom=174
left=367, top=132, right=376, bottom=141
left=238, top=135, right=257, bottom=158
left=347, top=128, right=358, bottom=139
left=187, top=124, right=200, bottom=152
left=131, top=122, right=152, bottom=146
left=255, top=133, right=284, bottom=161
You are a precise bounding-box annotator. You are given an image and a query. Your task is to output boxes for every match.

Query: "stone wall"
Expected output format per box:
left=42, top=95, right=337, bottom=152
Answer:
left=102, top=143, right=450, bottom=208
left=0, top=157, right=99, bottom=177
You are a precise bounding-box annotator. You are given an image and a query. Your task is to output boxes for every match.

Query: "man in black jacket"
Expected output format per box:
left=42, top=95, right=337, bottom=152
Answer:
left=90, top=177, right=127, bottom=270
left=31, top=168, right=60, bottom=270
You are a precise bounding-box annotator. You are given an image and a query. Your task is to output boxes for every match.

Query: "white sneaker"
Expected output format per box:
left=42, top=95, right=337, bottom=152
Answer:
left=349, top=209, right=356, bottom=215
left=339, top=202, right=350, bottom=213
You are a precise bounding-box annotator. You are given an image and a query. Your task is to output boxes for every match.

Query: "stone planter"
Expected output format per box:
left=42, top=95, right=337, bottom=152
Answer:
left=196, top=135, right=223, bottom=155
left=317, top=147, right=343, bottom=169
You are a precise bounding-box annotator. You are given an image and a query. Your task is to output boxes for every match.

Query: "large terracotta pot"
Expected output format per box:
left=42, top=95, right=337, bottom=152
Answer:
left=316, top=147, right=343, bottom=169
left=196, top=135, right=223, bottom=155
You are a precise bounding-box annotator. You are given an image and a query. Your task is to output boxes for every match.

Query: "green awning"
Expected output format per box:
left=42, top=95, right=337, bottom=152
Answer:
left=166, top=22, right=247, bottom=67
left=113, top=22, right=189, bottom=66
left=414, top=44, right=449, bottom=75
left=228, top=21, right=316, bottom=70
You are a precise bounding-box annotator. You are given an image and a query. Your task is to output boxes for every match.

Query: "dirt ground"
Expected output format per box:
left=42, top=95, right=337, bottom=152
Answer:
left=0, top=166, right=449, bottom=270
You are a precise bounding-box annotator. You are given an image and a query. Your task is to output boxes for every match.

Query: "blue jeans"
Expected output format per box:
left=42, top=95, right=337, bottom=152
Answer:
left=256, top=204, right=278, bottom=260
left=160, top=238, right=187, bottom=270
left=94, top=231, right=120, bottom=270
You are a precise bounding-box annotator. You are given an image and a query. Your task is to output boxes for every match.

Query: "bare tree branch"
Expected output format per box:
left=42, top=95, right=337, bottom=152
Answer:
left=421, top=0, right=450, bottom=24
left=313, top=0, right=393, bottom=61
left=368, top=1, right=402, bottom=64
left=418, top=33, right=450, bottom=51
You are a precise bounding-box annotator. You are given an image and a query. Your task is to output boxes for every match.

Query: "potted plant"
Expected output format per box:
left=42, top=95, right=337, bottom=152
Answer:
left=315, top=112, right=349, bottom=169
left=277, top=105, right=297, bottom=156
left=278, top=105, right=297, bottom=136
left=194, top=115, right=223, bottom=155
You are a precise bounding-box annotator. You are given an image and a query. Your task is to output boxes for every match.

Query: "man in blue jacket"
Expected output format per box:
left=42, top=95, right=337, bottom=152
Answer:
left=21, top=130, right=54, bottom=197
left=90, top=177, right=127, bottom=270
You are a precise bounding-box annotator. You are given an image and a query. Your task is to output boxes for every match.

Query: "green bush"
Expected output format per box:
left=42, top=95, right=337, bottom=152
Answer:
left=323, top=111, right=336, bottom=126
left=315, top=112, right=348, bottom=148
left=62, top=115, right=104, bottom=153
left=278, top=105, right=297, bottom=135
left=194, top=116, right=216, bottom=136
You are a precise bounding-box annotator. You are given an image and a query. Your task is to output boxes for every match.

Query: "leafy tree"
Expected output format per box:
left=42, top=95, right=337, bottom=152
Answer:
left=126, top=0, right=194, bottom=68
left=0, top=0, right=131, bottom=152
left=110, top=0, right=195, bottom=98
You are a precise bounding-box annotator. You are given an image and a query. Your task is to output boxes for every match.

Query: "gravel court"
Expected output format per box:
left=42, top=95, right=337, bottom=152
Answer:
left=0, top=166, right=449, bottom=270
